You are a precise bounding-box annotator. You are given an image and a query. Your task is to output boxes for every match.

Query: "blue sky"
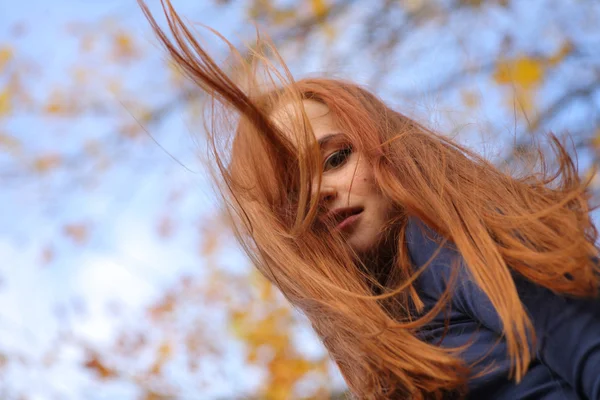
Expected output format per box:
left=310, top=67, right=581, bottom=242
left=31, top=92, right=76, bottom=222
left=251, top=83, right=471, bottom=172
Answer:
left=0, top=1, right=266, bottom=398
left=1, top=0, right=599, bottom=398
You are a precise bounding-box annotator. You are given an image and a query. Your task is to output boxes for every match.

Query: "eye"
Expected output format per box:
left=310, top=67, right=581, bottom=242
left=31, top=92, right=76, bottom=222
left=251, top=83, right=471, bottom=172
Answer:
left=323, top=146, right=352, bottom=172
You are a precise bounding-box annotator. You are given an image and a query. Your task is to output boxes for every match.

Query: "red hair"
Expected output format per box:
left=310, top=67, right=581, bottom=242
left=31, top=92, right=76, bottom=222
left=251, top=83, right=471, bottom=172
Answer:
left=140, top=1, right=600, bottom=398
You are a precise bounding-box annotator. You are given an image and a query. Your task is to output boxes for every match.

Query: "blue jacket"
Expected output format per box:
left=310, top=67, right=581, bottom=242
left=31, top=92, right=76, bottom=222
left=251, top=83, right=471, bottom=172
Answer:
left=405, top=217, right=600, bottom=399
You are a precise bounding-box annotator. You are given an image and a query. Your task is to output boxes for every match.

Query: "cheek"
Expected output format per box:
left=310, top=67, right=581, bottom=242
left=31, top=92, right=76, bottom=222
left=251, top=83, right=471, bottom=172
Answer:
left=351, top=171, right=378, bottom=196
left=341, top=157, right=379, bottom=196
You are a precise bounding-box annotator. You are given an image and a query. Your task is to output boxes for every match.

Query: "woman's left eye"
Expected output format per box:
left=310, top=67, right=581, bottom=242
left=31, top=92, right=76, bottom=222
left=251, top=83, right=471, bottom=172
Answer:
left=323, top=146, right=352, bottom=171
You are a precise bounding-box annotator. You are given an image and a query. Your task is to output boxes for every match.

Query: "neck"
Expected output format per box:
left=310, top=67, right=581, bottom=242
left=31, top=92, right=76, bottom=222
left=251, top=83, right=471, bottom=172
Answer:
left=360, top=221, right=401, bottom=294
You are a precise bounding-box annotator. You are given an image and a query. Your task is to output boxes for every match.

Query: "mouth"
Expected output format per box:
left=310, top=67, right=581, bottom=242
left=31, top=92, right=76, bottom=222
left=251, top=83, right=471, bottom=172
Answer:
left=326, top=207, right=363, bottom=232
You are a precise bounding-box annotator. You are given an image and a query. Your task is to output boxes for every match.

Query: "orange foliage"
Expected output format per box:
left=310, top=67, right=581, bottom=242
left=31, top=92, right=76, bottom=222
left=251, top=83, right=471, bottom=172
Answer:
left=493, top=56, right=544, bottom=88
left=33, top=154, right=62, bottom=173
left=83, top=353, right=118, bottom=380
left=0, top=88, right=11, bottom=115
left=40, top=246, right=55, bottom=265
left=148, top=293, right=176, bottom=320
left=149, top=341, right=173, bottom=375
left=0, top=46, right=13, bottom=72
left=229, top=271, right=331, bottom=399
left=0, top=132, right=21, bottom=153
left=113, top=32, right=137, bottom=60
left=311, top=0, right=329, bottom=18
left=63, top=223, right=89, bottom=245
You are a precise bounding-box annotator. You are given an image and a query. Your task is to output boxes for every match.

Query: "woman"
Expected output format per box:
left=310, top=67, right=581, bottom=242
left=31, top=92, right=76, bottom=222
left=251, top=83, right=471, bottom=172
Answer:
left=141, top=1, right=600, bottom=398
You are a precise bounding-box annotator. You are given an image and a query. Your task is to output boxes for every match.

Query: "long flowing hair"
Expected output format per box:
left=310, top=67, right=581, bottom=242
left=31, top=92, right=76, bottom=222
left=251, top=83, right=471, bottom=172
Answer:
left=140, top=1, right=600, bottom=398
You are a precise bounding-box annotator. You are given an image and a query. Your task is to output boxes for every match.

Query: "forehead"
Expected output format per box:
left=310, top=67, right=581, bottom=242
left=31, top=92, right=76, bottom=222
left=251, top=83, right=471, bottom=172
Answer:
left=270, top=99, right=338, bottom=142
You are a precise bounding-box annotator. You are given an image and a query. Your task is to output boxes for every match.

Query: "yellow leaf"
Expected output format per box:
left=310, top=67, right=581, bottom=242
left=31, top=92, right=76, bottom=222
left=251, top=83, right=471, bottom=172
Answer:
left=141, top=391, right=162, bottom=400
left=592, top=130, right=600, bottom=149
left=461, top=90, right=479, bottom=108
left=73, top=68, right=87, bottom=84
left=403, top=0, right=425, bottom=12
left=259, top=279, right=273, bottom=301
left=200, top=233, right=218, bottom=256
left=0, top=88, right=11, bottom=115
left=149, top=341, right=173, bottom=375
left=0, top=132, right=21, bottom=152
left=584, top=167, right=600, bottom=189
left=493, top=57, right=544, bottom=88
left=0, top=46, right=13, bottom=72
left=229, top=310, right=247, bottom=337
left=33, top=154, right=62, bottom=173
left=45, top=103, right=62, bottom=114
left=148, top=294, right=175, bottom=320
left=549, top=42, right=573, bottom=66
left=157, top=341, right=172, bottom=360
left=264, top=354, right=313, bottom=400
left=460, top=0, right=483, bottom=6
left=272, top=9, right=296, bottom=24
left=45, top=91, right=68, bottom=114
left=120, top=122, right=143, bottom=139
left=168, top=60, right=185, bottom=87
left=516, top=88, right=535, bottom=115
left=114, top=32, right=136, bottom=59
left=107, top=79, right=121, bottom=94
left=311, top=0, right=328, bottom=18
left=323, top=24, right=336, bottom=41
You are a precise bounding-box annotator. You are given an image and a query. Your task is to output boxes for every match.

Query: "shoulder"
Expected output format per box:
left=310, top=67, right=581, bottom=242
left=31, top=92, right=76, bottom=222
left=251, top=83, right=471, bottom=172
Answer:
left=404, top=216, right=502, bottom=331
left=404, top=217, right=463, bottom=292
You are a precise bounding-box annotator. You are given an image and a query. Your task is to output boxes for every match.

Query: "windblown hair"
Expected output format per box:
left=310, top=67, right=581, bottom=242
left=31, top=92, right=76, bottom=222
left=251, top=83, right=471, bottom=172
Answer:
left=141, top=1, right=600, bottom=398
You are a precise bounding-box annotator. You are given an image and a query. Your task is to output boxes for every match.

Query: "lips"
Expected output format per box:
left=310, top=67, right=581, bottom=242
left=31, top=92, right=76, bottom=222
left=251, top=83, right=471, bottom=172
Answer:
left=324, top=207, right=363, bottom=230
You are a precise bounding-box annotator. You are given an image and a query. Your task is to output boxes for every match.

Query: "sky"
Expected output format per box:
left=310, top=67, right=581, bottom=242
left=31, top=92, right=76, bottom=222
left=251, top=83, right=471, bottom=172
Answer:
left=0, top=1, right=269, bottom=399
left=1, top=0, right=599, bottom=399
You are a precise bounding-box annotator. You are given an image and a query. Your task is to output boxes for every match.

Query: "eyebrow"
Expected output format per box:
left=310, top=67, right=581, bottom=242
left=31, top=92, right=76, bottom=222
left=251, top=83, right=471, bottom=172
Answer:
left=317, top=133, right=345, bottom=149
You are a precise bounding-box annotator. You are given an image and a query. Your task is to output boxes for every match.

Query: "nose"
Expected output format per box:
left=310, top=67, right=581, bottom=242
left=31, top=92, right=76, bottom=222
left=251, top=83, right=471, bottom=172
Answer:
left=316, top=183, right=337, bottom=205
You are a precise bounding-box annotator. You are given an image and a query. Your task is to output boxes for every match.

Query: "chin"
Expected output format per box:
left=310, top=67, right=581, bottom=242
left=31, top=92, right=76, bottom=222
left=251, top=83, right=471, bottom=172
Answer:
left=348, top=237, right=373, bottom=256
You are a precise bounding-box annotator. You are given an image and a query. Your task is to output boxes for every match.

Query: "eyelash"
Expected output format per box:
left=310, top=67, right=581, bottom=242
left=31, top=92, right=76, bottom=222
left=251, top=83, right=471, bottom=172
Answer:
left=323, top=146, right=353, bottom=172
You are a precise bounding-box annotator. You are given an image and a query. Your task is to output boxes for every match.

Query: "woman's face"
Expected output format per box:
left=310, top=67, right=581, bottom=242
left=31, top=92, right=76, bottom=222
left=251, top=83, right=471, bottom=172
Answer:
left=274, top=100, right=395, bottom=255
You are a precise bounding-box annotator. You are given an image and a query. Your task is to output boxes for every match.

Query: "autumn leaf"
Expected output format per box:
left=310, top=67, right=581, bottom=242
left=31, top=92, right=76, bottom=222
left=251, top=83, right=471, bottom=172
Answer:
left=63, top=223, right=89, bottom=245
left=0, top=46, right=13, bottom=72
left=549, top=41, right=573, bottom=66
left=149, top=341, right=173, bottom=375
left=113, top=32, right=137, bottom=60
left=493, top=56, right=544, bottom=88
left=33, top=154, right=62, bottom=173
left=0, top=132, right=21, bottom=152
left=83, top=353, right=118, bottom=380
left=459, top=0, right=483, bottom=7
left=73, top=67, right=87, bottom=84
left=199, top=233, right=219, bottom=256
left=157, top=341, right=172, bottom=360
left=461, top=90, right=480, bottom=108
left=0, top=88, right=11, bottom=115
left=263, top=354, right=314, bottom=400
left=148, top=294, right=175, bottom=320
left=140, top=391, right=164, bottom=400
left=584, top=167, right=600, bottom=189
left=311, top=0, right=329, bottom=18
left=40, top=246, right=55, bottom=266
left=80, top=34, right=95, bottom=52
left=120, top=122, right=144, bottom=139
left=591, top=129, right=600, bottom=149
